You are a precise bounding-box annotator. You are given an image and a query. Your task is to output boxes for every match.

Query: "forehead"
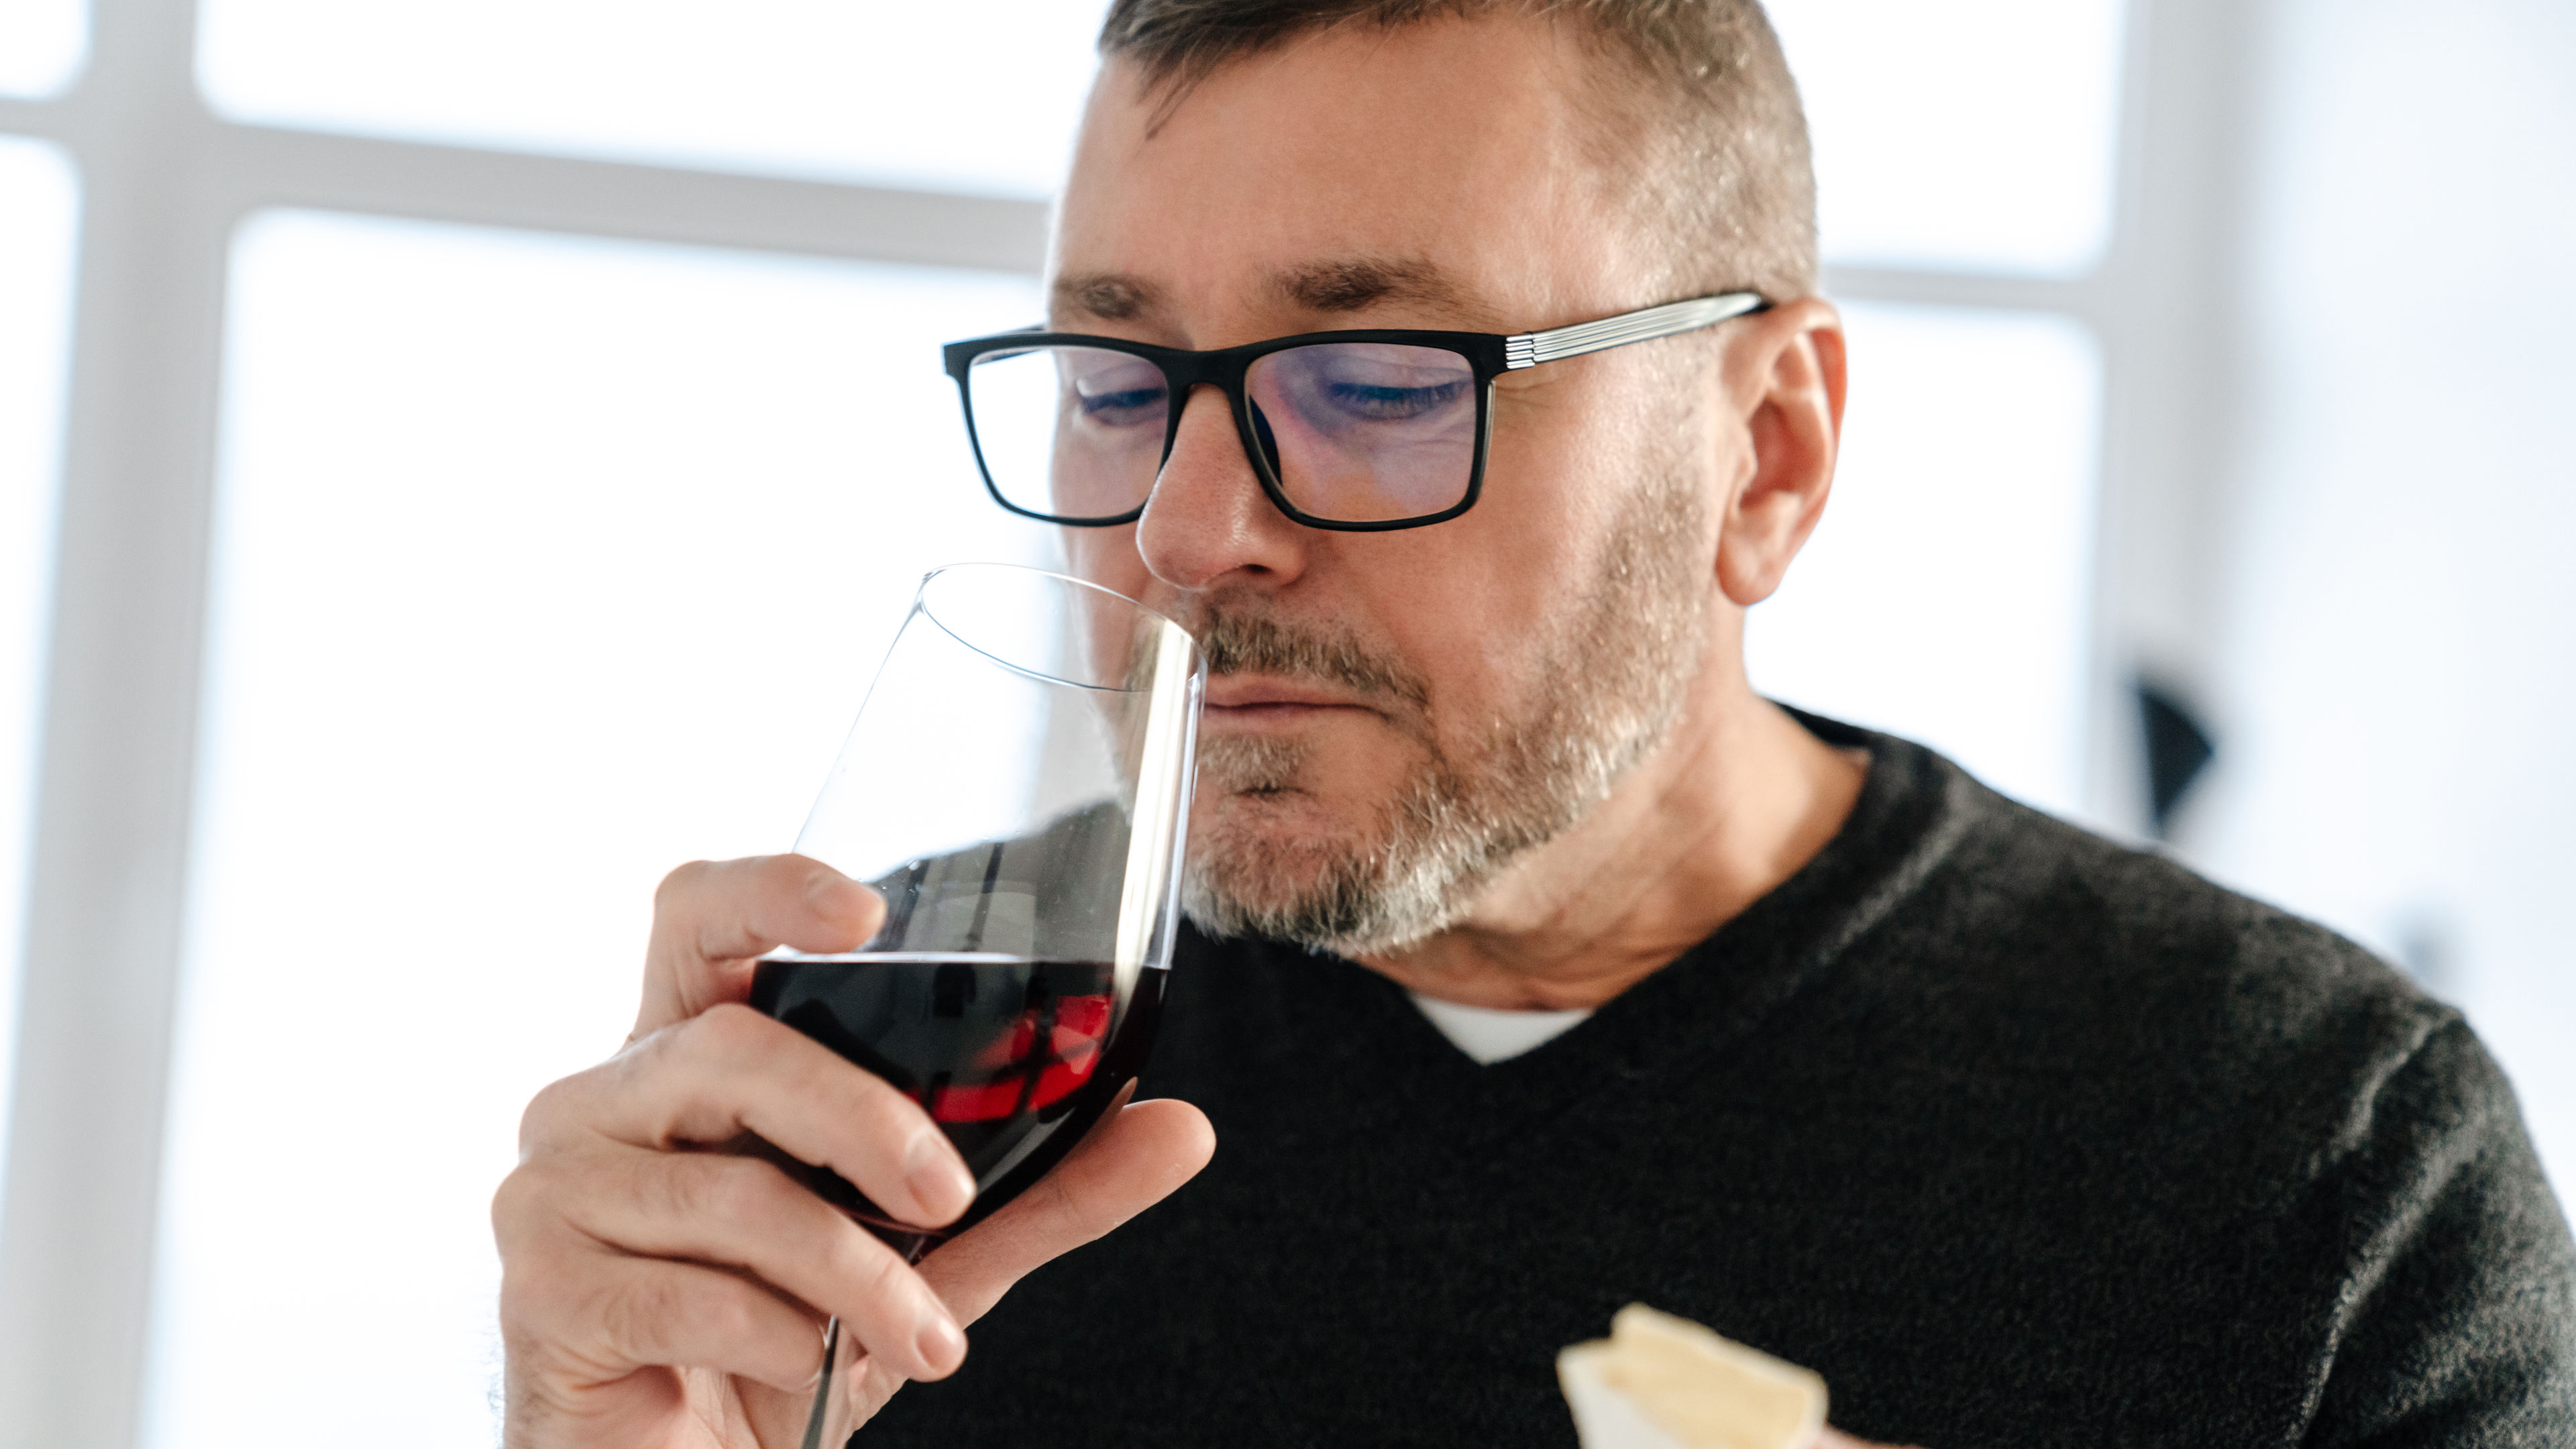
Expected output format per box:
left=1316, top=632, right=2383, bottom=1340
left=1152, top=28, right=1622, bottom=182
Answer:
left=1053, top=15, right=1646, bottom=338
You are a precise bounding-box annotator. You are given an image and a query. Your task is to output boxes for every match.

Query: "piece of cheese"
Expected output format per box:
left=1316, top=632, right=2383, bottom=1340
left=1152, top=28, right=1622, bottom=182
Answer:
left=1558, top=1304, right=1828, bottom=1449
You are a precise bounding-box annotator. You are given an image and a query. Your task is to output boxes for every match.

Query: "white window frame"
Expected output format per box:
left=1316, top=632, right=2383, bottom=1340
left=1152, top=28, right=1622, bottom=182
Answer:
left=0, top=1, right=2259, bottom=1442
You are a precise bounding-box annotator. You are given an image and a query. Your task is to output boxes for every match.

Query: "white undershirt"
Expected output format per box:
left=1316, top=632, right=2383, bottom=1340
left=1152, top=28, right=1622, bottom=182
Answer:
left=1409, top=993, right=1593, bottom=1065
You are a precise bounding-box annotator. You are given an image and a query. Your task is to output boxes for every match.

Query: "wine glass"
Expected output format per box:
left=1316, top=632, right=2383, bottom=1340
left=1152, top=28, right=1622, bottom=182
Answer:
left=751, top=561, right=1202, bottom=1446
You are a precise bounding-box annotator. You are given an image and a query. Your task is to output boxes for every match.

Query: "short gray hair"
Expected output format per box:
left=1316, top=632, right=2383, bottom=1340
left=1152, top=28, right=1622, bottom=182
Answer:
left=1095, top=0, right=1818, bottom=302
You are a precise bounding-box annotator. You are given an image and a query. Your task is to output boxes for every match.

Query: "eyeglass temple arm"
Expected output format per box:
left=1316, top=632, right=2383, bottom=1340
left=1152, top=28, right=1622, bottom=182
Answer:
left=1501, top=292, right=1768, bottom=370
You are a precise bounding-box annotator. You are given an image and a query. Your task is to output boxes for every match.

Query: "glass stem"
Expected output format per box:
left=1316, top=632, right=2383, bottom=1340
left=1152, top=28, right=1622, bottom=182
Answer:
left=796, top=1235, right=934, bottom=1449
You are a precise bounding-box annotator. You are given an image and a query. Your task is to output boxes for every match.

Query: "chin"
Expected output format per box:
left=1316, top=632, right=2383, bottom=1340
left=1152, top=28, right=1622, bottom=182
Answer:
left=1184, top=795, right=1374, bottom=926
left=1191, top=790, right=1366, bottom=883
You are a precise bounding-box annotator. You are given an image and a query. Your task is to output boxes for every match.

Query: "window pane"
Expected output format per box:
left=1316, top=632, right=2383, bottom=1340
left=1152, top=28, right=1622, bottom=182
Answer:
left=0, top=0, right=86, bottom=97
left=145, top=212, right=1044, bottom=1447
left=196, top=0, right=1110, bottom=197
left=0, top=137, right=76, bottom=1212
left=1768, top=0, right=2127, bottom=276
left=1745, top=303, right=2101, bottom=822
left=2196, top=0, right=2576, bottom=1183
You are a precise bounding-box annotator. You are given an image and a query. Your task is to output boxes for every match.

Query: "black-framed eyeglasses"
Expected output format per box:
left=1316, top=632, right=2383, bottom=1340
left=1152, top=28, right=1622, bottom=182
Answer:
left=940, top=291, right=1769, bottom=533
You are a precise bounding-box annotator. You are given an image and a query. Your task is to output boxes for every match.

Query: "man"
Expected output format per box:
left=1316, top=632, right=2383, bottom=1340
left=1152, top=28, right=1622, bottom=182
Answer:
left=492, top=2, right=2576, bottom=1445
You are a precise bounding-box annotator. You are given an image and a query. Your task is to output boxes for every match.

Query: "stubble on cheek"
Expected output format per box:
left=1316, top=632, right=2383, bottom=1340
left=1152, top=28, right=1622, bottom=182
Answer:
left=1172, top=601, right=1434, bottom=926
left=1169, top=391, right=1712, bottom=957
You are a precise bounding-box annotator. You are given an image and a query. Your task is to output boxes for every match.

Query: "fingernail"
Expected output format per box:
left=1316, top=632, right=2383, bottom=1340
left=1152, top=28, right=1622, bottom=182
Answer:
left=915, top=1312, right=965, bottom=1375
left=904, top=1132, right=975, bottom=1220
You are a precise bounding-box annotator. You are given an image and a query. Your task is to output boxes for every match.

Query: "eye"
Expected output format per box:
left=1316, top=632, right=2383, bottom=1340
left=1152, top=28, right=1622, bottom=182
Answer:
left=1061, top=351, right=1169, bottom=431
left=1256, top=344, right=1478, bottom=432
left=1073, top=383, right=1169, bottom=427
left=1320, top=376, right=1470, bottom=421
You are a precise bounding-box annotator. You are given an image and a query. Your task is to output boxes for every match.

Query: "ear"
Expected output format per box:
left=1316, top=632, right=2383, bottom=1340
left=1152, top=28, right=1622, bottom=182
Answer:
left=1715, top=297, right=1845, bottom=607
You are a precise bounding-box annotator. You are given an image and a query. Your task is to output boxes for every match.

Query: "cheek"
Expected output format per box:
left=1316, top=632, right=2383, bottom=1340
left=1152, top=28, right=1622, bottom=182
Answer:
left=1391, top=478, right=1623, bottom=669
left=1063, top=527, right=1153, bottom=601
left=1386, top=435, right=1679, bottom=741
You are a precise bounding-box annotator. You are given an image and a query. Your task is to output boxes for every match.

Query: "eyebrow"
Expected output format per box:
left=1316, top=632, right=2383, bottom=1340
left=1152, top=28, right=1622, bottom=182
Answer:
left=1053, top=271, right=1162, bottom=323
left=1268, top=256, right=1467, bottom=317
left=1050, top=256, right=1493, bottom=330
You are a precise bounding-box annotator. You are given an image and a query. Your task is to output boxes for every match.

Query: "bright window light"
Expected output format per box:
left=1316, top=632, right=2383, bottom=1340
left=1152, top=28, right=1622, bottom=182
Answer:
left=2197, top=0, right=2576, bottom=1185
left=0, top=0, right=87, bottom=97
left=1768, top=0, right=2128, bottom=277
left=195, top=0, right=1110, bottom=197
left=1746, top=302, right=2102, bottom=822
left=0, top=137, right=78, bottom=1212
left=144, top=211, right=1045, bottom=1448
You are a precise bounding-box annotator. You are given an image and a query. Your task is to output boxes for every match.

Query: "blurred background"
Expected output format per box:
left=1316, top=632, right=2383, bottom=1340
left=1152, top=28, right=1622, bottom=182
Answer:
left=0, top=0, right=2569, bottom=1444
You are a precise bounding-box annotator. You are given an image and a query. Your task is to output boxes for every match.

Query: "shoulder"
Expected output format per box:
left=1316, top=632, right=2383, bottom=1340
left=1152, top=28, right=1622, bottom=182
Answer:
left=1960, top=771, right=2445, bottom=1061
left=1841, top=732, right=2504, bottom=1203
left=1798, top=722, right=2576, bottom=1445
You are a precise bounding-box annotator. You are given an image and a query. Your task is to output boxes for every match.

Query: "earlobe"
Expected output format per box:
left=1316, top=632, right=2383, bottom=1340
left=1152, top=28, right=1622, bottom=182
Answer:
left=1715, top=299, right=1845, bottom=607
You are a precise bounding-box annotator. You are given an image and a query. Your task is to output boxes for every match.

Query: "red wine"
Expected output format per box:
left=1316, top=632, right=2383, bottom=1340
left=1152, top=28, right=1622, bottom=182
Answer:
left=749, top=953, right=1166, bottom=1250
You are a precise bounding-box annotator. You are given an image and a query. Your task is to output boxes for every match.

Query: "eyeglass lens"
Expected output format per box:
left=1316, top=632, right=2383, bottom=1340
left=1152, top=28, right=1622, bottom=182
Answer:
left=964, top=342, right=1479, bottom=525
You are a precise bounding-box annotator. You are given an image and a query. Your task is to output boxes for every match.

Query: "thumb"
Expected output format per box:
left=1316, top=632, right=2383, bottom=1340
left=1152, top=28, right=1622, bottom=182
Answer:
left=917, top=1093, right=1216, bottom=1328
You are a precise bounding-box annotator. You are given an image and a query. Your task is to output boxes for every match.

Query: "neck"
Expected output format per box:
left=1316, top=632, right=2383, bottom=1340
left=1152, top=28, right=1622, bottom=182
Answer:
left=1354, top=650, right=1866, bottom=1012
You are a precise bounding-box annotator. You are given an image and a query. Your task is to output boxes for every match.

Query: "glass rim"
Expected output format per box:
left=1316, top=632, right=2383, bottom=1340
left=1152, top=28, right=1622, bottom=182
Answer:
left=911, top=561, right=1204, bottom=694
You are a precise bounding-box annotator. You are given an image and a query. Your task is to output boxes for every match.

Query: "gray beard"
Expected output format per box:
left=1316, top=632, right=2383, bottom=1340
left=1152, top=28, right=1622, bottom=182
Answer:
left=1179, top=466, right=1709, bottom=958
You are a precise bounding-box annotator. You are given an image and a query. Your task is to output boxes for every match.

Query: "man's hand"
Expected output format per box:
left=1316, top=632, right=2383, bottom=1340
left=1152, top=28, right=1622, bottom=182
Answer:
left=492, top=855, right=1217, bottom=1448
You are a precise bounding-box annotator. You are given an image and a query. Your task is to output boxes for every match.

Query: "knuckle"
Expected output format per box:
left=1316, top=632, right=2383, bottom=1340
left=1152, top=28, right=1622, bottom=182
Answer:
left=812, top=1047, right=911, bottom=1123
left=695, top=1291, right=759, bottom=1352
left=590, top=1275, right=669, bottom=1360
left=494, top=1151, right=610, bottom=1257
left=761, top=851, right=818, bottom=888
left=515, top=1071, right=589, bottom=1152
left=699, top=1155, right=790, bottom=1232
left=494, top=1225, right=588, bottom=1340
left=494, top=1148, right=589, bottom=1230
left=685, top=1001, right=773, bottom=1063
left=490, top=1163, right=545, bottom=1240
left=653, top=859, right=716, bottom=912
left=494, top=1250, right=560, bottom=1337
left=493, top=1252, right=538, bottom=1331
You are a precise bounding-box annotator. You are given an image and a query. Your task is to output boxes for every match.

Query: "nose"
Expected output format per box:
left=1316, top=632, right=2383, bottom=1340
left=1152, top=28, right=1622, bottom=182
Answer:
left=1134, top=384, right=1311, bottom=593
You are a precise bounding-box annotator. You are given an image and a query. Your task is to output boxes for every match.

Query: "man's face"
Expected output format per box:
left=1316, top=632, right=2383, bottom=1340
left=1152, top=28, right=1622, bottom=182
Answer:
left=1053, top=16, right=1734, bottom=954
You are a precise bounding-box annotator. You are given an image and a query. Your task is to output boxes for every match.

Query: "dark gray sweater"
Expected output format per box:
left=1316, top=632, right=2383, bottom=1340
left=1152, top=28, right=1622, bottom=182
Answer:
left=865, top=718, right=2576, bottom=1446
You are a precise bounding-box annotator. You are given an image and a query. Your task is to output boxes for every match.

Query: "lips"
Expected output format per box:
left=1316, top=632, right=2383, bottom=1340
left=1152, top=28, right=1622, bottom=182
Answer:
left=1203, top=675, right=1373, bottom=712
left=1201, top=676, right=1378, bottom=731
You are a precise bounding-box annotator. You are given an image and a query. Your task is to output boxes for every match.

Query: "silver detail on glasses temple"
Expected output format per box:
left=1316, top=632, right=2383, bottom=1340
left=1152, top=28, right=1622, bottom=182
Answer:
left=1501, top=292, right=1768, bottom=370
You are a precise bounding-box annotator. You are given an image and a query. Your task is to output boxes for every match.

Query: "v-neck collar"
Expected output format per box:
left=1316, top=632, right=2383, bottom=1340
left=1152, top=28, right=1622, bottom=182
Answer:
left=1168, top=714, right=1976, bottom=1162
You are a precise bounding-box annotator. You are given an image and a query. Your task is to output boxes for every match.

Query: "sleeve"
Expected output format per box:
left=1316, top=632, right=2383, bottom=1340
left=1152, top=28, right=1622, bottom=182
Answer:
left=2307, top=1017, right=2576, bottom=1447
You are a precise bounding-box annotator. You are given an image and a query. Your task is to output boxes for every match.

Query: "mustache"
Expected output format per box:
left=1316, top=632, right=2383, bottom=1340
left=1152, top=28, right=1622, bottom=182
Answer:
left=1185, top=604, right=1429, bottom=711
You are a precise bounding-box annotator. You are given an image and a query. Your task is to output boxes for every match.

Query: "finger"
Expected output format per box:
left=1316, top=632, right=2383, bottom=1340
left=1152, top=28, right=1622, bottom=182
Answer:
left=501, top=1241, right=830, bottom=1397
left=920, top=1094, right=1215, bottom=1326
left=579, top=1004, right=976, bottom=1228
left=557, top=1148, right=965, bottom=1381
left=636, top=855, right=885, bottom=1036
